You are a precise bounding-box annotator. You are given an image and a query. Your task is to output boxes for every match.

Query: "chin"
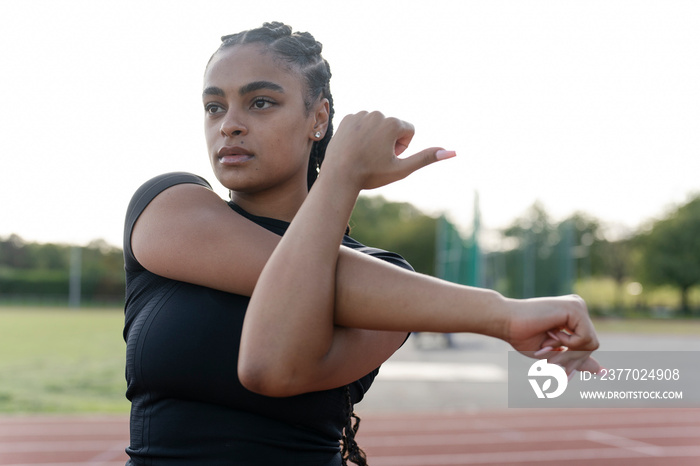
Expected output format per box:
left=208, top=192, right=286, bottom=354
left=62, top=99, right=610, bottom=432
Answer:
left=219, top=175, right=269, bottom=195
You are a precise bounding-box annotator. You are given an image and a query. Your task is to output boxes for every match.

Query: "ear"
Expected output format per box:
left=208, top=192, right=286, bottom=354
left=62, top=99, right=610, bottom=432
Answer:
left=310, top=98, right=330, bottom=140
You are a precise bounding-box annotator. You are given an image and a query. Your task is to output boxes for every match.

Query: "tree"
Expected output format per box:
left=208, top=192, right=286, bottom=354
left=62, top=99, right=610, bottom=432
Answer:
left=498, top=204, right=609, bottom=299
left=595, top=237, right=634, bottom=310
left=636, top=195, right=700, bottom=314
left=501, top=202, right=562, bottom=298
left=0, top=234, right=30, bottom=269
left=0, top=235, right=125, bottom=304
left=349, top=196, right=438, bottom=275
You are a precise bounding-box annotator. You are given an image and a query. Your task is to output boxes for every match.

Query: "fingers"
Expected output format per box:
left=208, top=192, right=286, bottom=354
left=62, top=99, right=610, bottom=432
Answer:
left=396, top=147, right=456, bottom=179
left=328, top=111, right=457, bottom=191
left=535, top=349, right=601, bottom=381
left=392, top=119, right=416, bottom=157
left=336, top=111, right=456, bottom=167
left=519, top=294, right=601, bottom=380
left=538, top=330, right=566, bottom=349
left=564, top=356, right=602, bottom=379
left=337, top=111, right=415, bottom=149
left=548, top=295, right=599, bottom=352
left=579, top=356, right=602, bottom=374
left=551, top=322, right=599, bottom=353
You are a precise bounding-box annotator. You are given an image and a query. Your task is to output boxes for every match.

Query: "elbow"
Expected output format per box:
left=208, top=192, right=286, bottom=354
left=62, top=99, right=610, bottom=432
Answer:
left=237, top=358, right=302, bottom=398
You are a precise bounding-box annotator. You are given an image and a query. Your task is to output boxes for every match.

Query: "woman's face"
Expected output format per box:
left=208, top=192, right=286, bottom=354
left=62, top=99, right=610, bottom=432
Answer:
left=203, top=44, right=326, bottom=209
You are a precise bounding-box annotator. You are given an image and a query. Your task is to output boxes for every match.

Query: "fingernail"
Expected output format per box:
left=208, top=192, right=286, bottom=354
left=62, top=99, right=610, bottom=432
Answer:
left=435, top=150, right=456, bottom=160
left=568, top=371, right=577, bottom=381
left=534, top=346, right=553, bottom=357
left=547, top=331, right=560, bottom=341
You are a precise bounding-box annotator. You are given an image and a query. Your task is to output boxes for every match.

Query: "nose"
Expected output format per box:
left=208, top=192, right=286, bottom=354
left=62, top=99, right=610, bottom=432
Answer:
left=220, top=112, right=248, bottom=138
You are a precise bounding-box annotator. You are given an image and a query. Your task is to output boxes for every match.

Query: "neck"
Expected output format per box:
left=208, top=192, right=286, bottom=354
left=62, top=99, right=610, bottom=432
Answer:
left=230, top=187, right=308, bottom=222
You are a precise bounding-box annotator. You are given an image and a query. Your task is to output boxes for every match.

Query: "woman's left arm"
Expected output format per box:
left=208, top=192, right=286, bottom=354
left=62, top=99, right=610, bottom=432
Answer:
left=240, top=112, right=598, bottom=397
left=239, top=112, right=439, bottom=397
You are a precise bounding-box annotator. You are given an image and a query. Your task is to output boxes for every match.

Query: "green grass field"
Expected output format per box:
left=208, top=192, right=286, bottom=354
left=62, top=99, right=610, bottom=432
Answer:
left=574, top=277, right=700, bottom=315
left=0, top=307, right=129, bottom=414
left=1, top=306, right=699, bottom=414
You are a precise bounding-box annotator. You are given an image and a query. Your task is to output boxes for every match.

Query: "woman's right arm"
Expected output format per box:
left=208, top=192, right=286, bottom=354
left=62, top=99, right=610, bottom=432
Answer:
left=131, top=181, right=506, bottom=340
left=132, top=172, right=599, bottom=391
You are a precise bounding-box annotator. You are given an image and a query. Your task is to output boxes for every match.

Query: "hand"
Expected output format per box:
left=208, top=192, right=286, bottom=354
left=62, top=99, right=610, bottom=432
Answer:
left=323, top=111, right=455, bottom=190
left=505, top=295, right=601, bottom=375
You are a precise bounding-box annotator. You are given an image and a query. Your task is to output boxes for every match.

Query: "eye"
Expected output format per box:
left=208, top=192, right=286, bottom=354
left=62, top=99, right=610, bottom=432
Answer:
left=204, top=103, right=225, bottom=115
left=251, top=97, right=274, bottom=110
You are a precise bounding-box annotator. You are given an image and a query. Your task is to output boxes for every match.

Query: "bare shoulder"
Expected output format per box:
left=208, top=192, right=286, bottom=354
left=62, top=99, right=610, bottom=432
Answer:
left=132, top=183, right=277, bottom=295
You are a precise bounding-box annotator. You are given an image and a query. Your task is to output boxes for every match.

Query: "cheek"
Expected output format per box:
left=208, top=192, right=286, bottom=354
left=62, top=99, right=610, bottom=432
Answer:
left=204, top=126, right=217, bottom=149
left=288, top=121, right=313, bottom=147
left=270, top=121, right=309, bottom=151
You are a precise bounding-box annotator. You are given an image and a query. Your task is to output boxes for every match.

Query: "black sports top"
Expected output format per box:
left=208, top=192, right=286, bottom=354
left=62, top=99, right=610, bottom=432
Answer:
left=123, top=172, right=413, bottom=465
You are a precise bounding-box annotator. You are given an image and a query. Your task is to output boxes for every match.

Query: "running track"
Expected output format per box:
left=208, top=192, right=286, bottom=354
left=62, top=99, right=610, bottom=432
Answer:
left=1, top=408, right=699, bottom=465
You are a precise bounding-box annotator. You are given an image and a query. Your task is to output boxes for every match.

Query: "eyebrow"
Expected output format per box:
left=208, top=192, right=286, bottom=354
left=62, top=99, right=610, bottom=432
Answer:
left=202, top=86, right=225, bottom=98
left=202, top=81, right=285, bottom=100
left=238, top=80, right=285, bottom=96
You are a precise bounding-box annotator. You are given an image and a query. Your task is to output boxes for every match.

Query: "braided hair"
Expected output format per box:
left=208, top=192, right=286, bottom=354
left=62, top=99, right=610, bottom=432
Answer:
left=211, top=21, right=334, bottom=190
left=211, top=23, right=366, bottom=465
left=340, top=385, right=368, bottom=466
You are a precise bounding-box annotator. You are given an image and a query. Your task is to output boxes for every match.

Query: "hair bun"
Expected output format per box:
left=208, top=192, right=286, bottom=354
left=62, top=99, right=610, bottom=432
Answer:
left=293, top=31, right=323, bottom=55
left=262, top=21, right=292, bottom=38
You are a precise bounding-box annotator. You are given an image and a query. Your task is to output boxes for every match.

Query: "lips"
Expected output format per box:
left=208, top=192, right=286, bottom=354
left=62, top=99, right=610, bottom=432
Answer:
left=217, top=146, right=253, bottom=165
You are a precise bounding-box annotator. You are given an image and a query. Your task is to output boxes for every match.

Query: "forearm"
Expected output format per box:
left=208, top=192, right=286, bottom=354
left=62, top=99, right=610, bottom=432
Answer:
left=334, top=248, right=509, bottom=338
left=240, top=164, right=362, bottom=393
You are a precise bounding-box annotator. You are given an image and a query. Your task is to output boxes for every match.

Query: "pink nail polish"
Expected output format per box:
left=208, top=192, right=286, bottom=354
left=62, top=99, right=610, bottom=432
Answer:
left=547, top=331, right=560, bottom=341
left=534, top=346, right=553, bottom=357
left=435, top=150, right=456, bottom=161
left=568, top=371, right=577, bottom=381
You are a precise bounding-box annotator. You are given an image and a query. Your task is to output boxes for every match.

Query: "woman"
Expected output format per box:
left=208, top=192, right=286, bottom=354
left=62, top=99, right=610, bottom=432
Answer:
left=123, top=22, right=599, bottom=465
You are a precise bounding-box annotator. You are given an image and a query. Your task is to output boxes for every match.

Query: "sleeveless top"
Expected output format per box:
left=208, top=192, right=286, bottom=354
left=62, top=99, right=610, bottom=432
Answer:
left=123, top=172, right=413, bottom=465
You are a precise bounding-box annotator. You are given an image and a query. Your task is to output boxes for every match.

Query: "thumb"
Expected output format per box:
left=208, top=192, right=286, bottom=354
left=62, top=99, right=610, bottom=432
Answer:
left=397, top=147, right=456, bottom=178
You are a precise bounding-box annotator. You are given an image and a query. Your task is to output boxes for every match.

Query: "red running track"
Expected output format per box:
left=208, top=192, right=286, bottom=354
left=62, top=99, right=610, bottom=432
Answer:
left=1, top=408, right=699, bottom=465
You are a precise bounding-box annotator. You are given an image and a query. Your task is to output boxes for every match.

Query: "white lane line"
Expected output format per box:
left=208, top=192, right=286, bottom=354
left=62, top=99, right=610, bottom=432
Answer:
left=366, top=446, right=700, bottom=465
left=86, top=443, right=129, bottom=464
left=0, top=425, right=126, bottom=437
left=377, top=362, right=507, bottom=382
left=358, top=410, right=700, bottom=432
left=0, top=440, right=122, bottom=453
left=359, top=426, right=700, bottom=447
left=1, top=463, right=125, bottom=466
left=585, top=430, right=664, bottom=457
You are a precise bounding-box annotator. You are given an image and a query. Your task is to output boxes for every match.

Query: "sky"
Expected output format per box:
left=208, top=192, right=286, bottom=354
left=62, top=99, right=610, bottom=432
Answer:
left=1, top=0, right=699, bottom=248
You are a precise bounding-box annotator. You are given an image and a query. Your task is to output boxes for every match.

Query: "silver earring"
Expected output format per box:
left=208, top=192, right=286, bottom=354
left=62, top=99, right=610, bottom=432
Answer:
left=315, top=131, right=322, bottom=139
